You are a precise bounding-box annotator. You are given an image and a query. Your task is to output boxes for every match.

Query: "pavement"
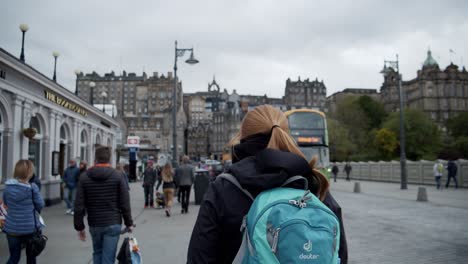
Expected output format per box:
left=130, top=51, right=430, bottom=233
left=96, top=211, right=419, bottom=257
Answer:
left=1, top=179, right=467, bottom=263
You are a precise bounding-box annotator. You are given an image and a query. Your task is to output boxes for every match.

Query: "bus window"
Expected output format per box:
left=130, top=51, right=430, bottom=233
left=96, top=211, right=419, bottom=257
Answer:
left=288, top=112, right=325, bottom=129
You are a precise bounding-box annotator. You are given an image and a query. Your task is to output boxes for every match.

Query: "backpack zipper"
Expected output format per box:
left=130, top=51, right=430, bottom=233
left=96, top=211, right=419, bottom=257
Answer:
left=271, top=219, right=334, bottom=253
left=250, top=194, right=339, bottom=239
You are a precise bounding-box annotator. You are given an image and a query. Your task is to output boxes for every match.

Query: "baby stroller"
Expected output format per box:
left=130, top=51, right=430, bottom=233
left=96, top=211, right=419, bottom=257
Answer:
left=155, top=192, right=165, bottom=209
left=117, top=226, right=142, bottom=264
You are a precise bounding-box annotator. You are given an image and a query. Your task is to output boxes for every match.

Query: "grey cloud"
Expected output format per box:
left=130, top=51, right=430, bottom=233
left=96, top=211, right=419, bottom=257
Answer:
left=1, top=0, right=467, bottom=98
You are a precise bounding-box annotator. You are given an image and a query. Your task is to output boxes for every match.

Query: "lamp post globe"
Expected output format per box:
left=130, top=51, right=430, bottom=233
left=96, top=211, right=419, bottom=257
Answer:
left=101, top=91, right=108, bottom=112
left=89, top=81, right=96, bottom=105
left=52, top=51, right=60, bottom=82
left=19, top=24, right=29, bottom=62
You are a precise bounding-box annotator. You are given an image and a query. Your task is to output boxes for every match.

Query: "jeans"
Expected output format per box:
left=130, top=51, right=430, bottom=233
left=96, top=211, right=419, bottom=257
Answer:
left=144, top=184, right=154, bottom=206
left=6, top=233, right=36, bottom=264
left=435, top=176, right=441, bottom=189
left=89, top=224, right=121, bottom=264
left=64, top=187, right=76, bottom=210
left=179, top=185, right=192, bottom=212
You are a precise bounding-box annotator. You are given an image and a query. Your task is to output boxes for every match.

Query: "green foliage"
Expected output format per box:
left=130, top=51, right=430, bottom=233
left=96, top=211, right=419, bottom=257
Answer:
left=356, top=96, right=388, bottom=129
left=454, top=136, right=468, bottom=158
left=374, top=128, right=398, bottom=160
left=446, top=112, right=468, bottom=138
left=327, top=118, right=357, bottom=161
left=382, top=109, right=442, bottom=160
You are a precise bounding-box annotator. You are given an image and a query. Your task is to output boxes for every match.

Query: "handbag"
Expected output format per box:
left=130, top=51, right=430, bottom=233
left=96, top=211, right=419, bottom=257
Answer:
left=27, top=187, right=48, bottom=257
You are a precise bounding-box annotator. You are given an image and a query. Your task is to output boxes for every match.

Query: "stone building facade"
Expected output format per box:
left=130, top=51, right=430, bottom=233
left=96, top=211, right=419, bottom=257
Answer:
left=0, top=48, right=119, bottom=205
left=381, top=50, right=468, bottom=126
left=284, top=77, right=327, bottom=111
left=326, top=88, right=380, bottom=115
left=76, top=71, right=186, bottom=155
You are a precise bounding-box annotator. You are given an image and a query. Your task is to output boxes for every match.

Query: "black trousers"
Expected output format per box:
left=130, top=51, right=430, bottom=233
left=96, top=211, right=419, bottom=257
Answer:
left=446, top=175, right=458, bottom=188
left=144, top=184, right=154, bottom=206
left=179, top=185, right=192, bottom=211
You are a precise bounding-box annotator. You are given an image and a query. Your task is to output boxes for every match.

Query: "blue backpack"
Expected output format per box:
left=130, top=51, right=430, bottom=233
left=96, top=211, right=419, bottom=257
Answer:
left=218, top=174, right=340, bottom=264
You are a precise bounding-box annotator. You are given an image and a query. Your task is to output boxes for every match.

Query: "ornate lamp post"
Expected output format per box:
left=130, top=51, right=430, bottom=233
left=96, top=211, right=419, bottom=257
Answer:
left=19, top=24, right=29, bottom=62
left=89, top=81, right=96, bottom=105
left=381, top=54, right=407, bottom=190
left=52, top=51, right=60, bottom=82
left=172, top=40, right=199, bottom=167
left=100, top=91, right=108, bottom=112
left=74, top=70, right=82, bottom=95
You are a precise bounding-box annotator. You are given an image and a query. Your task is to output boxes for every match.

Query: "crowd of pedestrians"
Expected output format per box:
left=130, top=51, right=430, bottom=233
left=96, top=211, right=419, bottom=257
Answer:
left=2, top=104, right=465, bottom=264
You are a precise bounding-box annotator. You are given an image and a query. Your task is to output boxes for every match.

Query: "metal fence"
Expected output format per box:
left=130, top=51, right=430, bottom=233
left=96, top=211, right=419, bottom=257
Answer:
left=334, top=159, right=468, bottom=188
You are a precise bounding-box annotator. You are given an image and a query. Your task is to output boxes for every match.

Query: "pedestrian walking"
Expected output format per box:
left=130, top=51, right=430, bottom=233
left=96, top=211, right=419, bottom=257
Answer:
left=74, top=146, right=133, bottom=264
left=78, top=160, right=88, bottom=182
left=433, top=160, right=444, bottom=189
left=116, top=163, right=130, bottom=191
left=344, top=162, right=352, bottom=181
left=446, top=160, right=458, bottom=189
left=187, top=105, right=348, bottom=264
left=175, top=156, right=196, bottom=214
left=142, top=160, right=157, bottom=208
left=3, top=160, right=45, bottom=264
left=63, top=159, right=80, bottom=215
left=332, top=163, right=339, bottom=182
left=161, top=163, right=176, bottom=217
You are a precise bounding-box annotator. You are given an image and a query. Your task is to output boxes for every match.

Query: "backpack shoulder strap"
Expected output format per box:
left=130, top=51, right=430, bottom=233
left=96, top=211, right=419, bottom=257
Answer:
left=281, top=175, right=308, bottom=190
left=217, top=173, right=254, bottom=201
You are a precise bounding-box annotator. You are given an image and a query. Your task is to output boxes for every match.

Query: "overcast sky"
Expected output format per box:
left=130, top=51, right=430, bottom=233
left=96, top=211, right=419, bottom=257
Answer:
left=1, top=0, right=467, bottom=98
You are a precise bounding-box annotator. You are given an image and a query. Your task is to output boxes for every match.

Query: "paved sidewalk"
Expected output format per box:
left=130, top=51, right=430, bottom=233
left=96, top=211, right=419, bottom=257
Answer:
left=1, top=180, right=467, bottom=263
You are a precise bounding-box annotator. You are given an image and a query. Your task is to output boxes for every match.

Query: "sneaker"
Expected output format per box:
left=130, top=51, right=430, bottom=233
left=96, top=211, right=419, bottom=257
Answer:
left=70, top=211, right=74, bottom=216
left=66, top=209, right=72, bottom=215
left=150, top=205, right=155, bottom=209
left=165, top=209, right=170, bottom=217
left=144, top=205, right=148, bottom=209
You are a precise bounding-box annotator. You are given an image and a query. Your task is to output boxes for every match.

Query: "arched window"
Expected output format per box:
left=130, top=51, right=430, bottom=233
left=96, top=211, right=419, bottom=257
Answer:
left=28, top=116, right=42, bottom=179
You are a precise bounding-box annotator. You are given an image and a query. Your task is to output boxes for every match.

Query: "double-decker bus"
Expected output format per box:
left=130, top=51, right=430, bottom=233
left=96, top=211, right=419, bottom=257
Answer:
left=284, top=109, right=330, bottom=178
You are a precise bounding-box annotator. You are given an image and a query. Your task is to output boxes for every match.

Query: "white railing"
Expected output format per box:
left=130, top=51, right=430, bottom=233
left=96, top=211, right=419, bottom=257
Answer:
left=334, top=159, right=467, bottom=188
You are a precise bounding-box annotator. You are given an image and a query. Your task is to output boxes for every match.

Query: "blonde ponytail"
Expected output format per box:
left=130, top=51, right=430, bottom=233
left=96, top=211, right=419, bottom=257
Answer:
left=232, top=105, right=329, bottom=200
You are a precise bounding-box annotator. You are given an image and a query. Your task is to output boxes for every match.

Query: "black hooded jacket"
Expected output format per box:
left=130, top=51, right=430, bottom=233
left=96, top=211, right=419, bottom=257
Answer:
left=187, top=147, right=348, bottom=263
left=74, top=165, right=133, bottom=231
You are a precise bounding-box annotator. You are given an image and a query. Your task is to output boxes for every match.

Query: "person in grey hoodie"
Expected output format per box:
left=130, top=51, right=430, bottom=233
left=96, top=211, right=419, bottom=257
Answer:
left=175, top=156, right=195, bottom=214
left=3, top=160, right=45, bottom=264
left=142, top=160, right=157, bottom=208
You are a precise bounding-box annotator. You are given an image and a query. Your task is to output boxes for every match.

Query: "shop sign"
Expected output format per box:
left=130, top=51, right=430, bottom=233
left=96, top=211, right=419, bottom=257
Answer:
left=45, top=90, right=88, bottom=116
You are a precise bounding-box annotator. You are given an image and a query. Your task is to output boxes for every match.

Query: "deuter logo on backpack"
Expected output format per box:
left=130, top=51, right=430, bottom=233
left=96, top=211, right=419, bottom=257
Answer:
left=300, top=240, right=321, bottom=260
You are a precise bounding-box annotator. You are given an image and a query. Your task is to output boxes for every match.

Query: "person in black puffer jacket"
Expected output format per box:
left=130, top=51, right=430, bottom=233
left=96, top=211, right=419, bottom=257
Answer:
left=187, top=105, right=348, bottom=264
left=74, top=146, right=133, bottom=264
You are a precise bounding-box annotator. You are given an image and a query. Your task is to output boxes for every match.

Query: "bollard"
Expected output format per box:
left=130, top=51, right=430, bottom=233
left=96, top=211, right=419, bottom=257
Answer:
left=353, top=182, right=361, bottom=193
left=417, top=187, right=428, bottom=202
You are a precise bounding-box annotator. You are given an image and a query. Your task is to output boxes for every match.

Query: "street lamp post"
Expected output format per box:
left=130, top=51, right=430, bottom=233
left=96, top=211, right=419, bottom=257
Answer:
left=111, top=100, right=116, bottom=118
left=381, top=54, right=407, bottom=190
left=89, top=81, right=96, bottom=105
left=52, top=51, right=60, bottom=82
left=172, top=40, right=199, bottom=167
left=74, top=70, right=82, bottom=95
left=19, top=24, right=29, bottom=62
left=101, top=91, right=108, bottom=112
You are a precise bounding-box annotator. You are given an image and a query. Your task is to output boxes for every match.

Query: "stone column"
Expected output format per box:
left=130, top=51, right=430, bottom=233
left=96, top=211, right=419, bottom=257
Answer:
left=21, top=99, right=33, bottom=160
left=72, top=119, right=80, bottom=158
left=88, top=126, right=96, bottom=164
left=10, top=95, right=24, bottom=177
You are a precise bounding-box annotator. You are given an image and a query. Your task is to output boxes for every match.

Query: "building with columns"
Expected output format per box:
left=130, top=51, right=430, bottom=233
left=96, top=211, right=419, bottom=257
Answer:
left=0, top=48, right=119, bottom=206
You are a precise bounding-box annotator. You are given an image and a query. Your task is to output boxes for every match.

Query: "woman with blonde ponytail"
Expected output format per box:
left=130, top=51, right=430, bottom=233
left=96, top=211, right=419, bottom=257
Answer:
left=188, top=105, right=347, bottom=264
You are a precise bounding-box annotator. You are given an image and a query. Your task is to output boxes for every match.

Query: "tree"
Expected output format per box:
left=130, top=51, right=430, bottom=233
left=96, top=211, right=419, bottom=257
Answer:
left=374, top=128, right=398, bottom=160
left=382, top=109, right=442, bottom=160
left=356, top=96, right=388, bottom=129
left=327, top=118, right=357, bottom=161
left=446, top=112, right=468, bottom=138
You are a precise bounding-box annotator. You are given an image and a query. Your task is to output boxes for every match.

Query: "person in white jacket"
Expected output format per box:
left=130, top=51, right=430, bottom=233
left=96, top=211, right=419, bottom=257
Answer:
left=433, top=160, right=444, bottom=189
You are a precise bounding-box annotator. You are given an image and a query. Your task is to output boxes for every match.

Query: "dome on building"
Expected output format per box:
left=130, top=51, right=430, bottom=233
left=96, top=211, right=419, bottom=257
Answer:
left=422, top=49, right=438, bottom=68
